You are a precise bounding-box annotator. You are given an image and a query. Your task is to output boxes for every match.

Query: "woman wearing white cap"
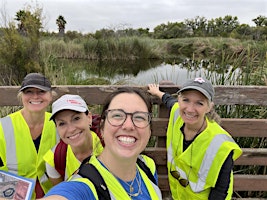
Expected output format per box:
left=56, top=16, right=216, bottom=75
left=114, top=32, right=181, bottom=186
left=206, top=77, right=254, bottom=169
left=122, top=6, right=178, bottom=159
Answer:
left=148, top=78, right=242, bottom=200
left=43, top=94, right=103, bottom=186
left=0, top=73, right=59, bottom=199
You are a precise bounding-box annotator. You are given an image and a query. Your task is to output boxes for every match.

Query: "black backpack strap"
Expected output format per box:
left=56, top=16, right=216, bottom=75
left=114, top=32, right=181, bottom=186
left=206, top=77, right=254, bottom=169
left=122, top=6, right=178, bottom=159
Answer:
left=0, top=157, right=3, bottom=167
left=78, top=156, right=111, bottom=200
left=137, top=157, right=157, bottom=185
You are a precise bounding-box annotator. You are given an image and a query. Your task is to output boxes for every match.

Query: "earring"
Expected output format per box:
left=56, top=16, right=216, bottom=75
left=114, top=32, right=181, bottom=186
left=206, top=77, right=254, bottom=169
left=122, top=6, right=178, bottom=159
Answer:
left=89, top=124, right=92, bottom=128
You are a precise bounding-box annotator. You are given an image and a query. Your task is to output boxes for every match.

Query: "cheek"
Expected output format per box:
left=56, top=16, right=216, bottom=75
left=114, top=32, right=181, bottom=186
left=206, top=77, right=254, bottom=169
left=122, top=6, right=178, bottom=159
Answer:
left=141, top=128, right=151, bottom=142
left=56, top=127, right=66, bottom=137
left=102, top=122, right=117, bottom=137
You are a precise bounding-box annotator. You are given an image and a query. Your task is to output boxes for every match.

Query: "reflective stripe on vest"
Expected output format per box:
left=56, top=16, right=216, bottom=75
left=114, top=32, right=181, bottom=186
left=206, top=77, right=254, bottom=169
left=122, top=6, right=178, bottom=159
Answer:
left=1, top=116, right=17, bottom=173
left=1, top=113, right=58, bottom=191
left=168, top=108, right=237, bottom=193
left=72, top=155, right=162, bottom=199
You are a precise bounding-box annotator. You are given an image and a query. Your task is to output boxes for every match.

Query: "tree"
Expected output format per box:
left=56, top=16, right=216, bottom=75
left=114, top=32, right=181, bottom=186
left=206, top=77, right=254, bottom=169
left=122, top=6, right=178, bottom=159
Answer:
left=252, top=15, right=267, bottom=27
left=15, top=10, right=27, bottom=35
left=15, top=9, right=42, bottom=37
left=56, top=15, right=67, bottom=37
left=185, top=16, right=207, bottom=37
left=0, top=5, right=43, bottom=84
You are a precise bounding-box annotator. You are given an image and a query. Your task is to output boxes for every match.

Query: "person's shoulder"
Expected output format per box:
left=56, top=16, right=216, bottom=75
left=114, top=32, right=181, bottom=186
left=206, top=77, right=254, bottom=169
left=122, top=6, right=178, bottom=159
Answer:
left=46, top=180, right=96, bottom=199
left=139, top=154, right=156, bottom=166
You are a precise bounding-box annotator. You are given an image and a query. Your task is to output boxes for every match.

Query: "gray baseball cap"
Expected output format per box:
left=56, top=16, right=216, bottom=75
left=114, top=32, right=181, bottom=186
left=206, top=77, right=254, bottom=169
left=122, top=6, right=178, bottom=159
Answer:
left=19, top=73, right=51, bottom=92
left=50, top=94, right=89, bottom=120
left=177, top=77, right=215, bottom=101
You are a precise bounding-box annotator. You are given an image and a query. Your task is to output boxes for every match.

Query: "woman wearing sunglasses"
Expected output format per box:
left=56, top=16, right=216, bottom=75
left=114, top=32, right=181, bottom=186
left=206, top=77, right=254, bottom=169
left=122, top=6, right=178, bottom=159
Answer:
left=148, top=78, right=242, bottom=200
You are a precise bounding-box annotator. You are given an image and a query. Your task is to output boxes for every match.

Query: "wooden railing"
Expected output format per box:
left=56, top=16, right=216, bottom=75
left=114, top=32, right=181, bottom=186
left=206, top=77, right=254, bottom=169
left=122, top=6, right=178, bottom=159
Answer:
left=1, top=85, right=267, bottom=199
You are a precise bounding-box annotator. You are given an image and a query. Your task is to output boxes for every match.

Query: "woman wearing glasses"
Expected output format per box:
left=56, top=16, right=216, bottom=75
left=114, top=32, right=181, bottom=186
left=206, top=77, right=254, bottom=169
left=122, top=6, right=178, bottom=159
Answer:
left=40, top=88, right=162, bottom=200
left=148, top=78, right=242, bottom=200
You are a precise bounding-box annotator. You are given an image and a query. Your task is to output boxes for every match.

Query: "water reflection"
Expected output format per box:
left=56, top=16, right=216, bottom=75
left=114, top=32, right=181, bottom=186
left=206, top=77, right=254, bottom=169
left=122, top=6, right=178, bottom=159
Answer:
left=57, top=58, right=235, bottom=85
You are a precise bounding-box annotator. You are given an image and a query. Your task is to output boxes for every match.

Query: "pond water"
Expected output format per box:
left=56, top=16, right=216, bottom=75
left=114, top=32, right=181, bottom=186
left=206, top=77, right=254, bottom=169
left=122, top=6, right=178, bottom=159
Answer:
left=57, top=58, right=236, bottom=86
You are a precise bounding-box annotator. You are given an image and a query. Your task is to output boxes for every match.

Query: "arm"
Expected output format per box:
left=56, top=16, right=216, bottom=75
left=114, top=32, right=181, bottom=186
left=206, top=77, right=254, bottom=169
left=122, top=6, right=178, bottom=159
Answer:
left=148, top=84, right=177, bottom=110
left=39, top=181, right=96, bottom=200
left=45, top=162, right=64, bottom=185
left=208, top=151, right=234, bottom=200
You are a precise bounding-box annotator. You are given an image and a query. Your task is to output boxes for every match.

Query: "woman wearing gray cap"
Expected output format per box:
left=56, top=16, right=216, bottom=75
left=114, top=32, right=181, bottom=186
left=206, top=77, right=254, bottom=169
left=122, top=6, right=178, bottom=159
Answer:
left=0, top=73, right=59, bottom=199
left=148, top=78, right=242, bottom=200
left=43, top=94, right=103, bottom=186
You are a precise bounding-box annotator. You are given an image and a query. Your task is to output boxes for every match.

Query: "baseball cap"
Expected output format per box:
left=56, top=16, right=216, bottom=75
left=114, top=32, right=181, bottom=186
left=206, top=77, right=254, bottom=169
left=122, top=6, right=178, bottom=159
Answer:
left=19, top=73, right=51, bottom=92
left=177, top=77, right=215, bottom=101
left=50, top=94, right=88, bottom=120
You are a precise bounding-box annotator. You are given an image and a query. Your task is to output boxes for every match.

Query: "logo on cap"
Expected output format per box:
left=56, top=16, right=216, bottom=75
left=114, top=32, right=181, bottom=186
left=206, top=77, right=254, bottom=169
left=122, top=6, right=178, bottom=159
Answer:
left=194, top=77, right=205, bottom=83
left=67, top=99, right=82, bottom=105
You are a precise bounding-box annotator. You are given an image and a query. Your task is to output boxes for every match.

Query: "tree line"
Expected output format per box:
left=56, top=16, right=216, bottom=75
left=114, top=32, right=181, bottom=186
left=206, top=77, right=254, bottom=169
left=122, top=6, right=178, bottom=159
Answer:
left=0, top=5, right=266, bottom=84
left=56, top=15, right=267, bottom=41
left=9, top=7, right=267, bottom=41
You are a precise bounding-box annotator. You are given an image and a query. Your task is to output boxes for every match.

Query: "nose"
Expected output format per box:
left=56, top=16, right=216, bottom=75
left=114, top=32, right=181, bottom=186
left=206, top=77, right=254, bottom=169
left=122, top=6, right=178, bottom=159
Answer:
left=186, top=102, right=195, bottom=112
left=32, top=92, right=39, bottom=98
left=121, top=115, right=135, bottom=129
left=66, top=123, right=76, bottom=132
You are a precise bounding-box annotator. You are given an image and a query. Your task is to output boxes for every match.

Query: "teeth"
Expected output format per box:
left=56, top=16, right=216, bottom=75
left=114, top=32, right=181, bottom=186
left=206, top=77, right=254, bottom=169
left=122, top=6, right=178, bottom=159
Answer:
left=118, top=136, right=135, bottom=144
left=68, top=133, right=80, bottom=139
left=185, top=113, right=195, bottom=119
left=30, top=101, right=41, bottom=104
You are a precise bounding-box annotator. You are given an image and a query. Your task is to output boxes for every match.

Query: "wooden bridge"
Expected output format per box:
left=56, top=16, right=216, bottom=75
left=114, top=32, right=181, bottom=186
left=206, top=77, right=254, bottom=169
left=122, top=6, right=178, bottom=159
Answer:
left=0, top=84, right=267, bottom=199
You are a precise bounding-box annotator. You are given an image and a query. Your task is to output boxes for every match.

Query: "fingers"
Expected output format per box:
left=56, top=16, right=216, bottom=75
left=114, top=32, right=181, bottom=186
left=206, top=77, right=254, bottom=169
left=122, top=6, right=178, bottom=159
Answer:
left=148, top=83, right=159, bottom=89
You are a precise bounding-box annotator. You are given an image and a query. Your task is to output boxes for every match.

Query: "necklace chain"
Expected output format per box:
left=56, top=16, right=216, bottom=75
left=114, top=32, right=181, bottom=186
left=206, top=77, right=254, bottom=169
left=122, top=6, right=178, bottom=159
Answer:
left=116, top=168, right=142, bottom=198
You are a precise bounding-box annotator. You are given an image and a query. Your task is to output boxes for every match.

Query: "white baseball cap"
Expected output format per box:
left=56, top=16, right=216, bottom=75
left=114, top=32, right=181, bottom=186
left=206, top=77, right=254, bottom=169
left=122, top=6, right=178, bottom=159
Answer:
left=50, top=94, right=88, bottom=120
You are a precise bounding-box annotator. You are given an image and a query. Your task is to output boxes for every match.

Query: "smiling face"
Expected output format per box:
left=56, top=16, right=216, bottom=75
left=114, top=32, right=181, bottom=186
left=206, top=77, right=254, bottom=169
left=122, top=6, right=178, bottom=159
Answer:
left=21, top=87, right=52, bottom=113
left=54, top=110, right=92, bottom=147
left=101, top=92, right=151, bottom=160
left=178, top=90, right=212, bottom=126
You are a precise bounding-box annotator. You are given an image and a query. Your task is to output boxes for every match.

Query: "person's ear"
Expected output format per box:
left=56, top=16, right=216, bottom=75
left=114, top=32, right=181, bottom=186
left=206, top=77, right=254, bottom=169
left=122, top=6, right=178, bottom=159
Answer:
left=207, top=102, right=214, bottom=113
left=87, top=112, right=92, bottom=125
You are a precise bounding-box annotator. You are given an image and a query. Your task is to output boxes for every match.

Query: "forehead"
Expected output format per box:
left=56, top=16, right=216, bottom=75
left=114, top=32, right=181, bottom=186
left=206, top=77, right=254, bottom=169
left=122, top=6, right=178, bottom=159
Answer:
left=108, top=93, right=148, bottom=111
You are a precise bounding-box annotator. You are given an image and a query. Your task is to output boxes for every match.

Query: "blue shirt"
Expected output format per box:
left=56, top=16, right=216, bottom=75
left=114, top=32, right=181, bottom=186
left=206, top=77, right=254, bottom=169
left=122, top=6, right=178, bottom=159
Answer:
left=45, top=172, right=158, bottom=199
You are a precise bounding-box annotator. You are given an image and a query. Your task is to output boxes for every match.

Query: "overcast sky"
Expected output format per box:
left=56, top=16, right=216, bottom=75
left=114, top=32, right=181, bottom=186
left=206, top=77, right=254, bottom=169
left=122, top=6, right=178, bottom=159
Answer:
left=1, top=0, right=266, bottom=33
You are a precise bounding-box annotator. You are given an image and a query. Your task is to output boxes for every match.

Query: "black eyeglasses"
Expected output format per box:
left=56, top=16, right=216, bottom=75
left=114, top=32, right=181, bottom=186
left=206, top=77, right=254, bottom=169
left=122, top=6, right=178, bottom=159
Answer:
left=105, top=109, right=152, bottom=128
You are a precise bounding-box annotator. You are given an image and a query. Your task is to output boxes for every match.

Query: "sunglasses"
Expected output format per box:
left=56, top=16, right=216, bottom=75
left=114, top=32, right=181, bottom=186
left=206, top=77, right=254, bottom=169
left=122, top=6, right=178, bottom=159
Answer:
left=170, top=155, right=192, bottom=187
left=170, top=169, right=189, bottom=187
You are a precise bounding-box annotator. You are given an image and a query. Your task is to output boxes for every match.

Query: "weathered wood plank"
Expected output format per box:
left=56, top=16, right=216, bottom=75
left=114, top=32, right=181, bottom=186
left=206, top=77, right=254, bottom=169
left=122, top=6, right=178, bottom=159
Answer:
left=221, top=118, right=267, bottom=138
left=151, top=118, right=267, bottom=138
left=143, top=148, right=267, bottom=166
left=1, top=85, right=267, bottom=106
left=234, top=175, right=267, bottom=191
left=158, top=175, right=267, bottom=192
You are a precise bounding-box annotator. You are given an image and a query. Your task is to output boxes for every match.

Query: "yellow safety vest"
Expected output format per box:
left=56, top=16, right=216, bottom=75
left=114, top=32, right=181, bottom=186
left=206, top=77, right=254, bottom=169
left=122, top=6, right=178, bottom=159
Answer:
left=0, top=110, right=59, bottom=199
left=43, top=131, right=103, bottom=180
left=72, top=155, right=162, bottom=199
left=166, top=103, right=242, bottom=200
